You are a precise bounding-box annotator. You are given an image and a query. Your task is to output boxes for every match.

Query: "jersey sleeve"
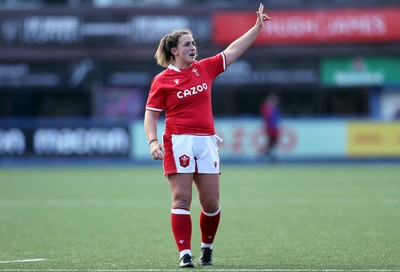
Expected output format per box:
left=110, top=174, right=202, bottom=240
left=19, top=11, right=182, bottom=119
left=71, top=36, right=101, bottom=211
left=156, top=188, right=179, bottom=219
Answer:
left=145, top=75, right=165, bottom=112
left=200, top=52, right=227, bottom=79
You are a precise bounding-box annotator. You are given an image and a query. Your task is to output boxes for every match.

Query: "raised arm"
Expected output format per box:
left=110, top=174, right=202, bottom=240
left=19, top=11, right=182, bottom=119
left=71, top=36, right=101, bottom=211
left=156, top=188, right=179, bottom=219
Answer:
left=223, top=3, right=270, bottom=67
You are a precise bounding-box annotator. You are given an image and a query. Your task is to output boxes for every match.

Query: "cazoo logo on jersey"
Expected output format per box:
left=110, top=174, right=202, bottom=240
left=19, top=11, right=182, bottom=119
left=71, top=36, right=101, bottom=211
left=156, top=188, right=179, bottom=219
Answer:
left=177, top=83, right=208, bottom=98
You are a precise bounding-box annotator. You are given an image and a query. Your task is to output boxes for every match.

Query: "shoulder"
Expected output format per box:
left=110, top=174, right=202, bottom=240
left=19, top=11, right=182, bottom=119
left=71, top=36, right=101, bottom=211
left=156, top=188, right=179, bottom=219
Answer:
left=153, top=69, right=168, bottom=80
left=198, top=53, right=224, bottom=64
left=151, top=69, right=172, bottom=85
left=197, top=53, right=226, bottom=72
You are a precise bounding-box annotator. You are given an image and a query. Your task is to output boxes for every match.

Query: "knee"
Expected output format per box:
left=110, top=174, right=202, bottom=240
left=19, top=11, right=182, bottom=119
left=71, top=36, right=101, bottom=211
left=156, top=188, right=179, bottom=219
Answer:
left=172, top=197, right=192, bottom=210
left=201, top=199, right=220, bottom=213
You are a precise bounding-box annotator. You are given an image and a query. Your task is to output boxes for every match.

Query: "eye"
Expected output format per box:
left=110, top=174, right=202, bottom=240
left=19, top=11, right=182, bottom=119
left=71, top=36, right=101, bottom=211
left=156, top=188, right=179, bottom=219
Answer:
left=184, top=41, right=196, bottom=47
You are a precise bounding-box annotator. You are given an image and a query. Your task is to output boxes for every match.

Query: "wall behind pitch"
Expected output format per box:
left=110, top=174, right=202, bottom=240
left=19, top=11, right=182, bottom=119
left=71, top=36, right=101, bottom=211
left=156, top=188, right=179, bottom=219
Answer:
left=131, top=118, right=347, bottom=161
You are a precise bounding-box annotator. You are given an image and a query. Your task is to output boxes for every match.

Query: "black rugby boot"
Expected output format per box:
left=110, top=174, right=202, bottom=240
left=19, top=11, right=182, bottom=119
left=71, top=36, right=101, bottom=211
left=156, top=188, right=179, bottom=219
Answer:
left=198, top=247, right=213, bottom=266
left=179, top=254, right=194, bottom=268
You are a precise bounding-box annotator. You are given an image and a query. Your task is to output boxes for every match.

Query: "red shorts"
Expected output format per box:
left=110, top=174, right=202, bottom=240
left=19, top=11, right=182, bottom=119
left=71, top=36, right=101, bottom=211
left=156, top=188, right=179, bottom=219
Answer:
left=162, top=133, right=221, bottom=176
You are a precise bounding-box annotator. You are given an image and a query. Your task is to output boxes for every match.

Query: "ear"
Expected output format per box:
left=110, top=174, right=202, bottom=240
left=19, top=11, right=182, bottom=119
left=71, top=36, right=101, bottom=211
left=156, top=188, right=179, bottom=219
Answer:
left=171, top=47, right=178, bottom=56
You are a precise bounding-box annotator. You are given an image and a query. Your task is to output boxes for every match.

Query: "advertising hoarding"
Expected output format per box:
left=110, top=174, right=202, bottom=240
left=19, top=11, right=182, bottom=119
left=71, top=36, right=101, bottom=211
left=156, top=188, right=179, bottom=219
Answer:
left=215, top=59, right=319, bottom=86
left=131, top=118, right=347, bottom=161
left=321, top=56, right=400, bottom=87
left=0, top=123, right=131, bottom=158
left=213, top=8, right=400, bottom=45
left=347, top=122, right=400, bottom=157
left=0, top=13, right=211, bottom=47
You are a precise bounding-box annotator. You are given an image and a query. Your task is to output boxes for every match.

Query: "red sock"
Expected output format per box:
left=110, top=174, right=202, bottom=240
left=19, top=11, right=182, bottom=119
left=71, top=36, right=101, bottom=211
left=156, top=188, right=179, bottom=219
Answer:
left=171, top=208, right=192, bottom=252
left=200, top=207, right=221, bottom=245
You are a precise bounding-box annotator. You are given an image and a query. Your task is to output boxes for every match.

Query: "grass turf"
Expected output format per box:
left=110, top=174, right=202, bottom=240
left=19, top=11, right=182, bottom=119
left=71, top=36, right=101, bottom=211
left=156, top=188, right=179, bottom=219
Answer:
left=0, top=164, right=399, bottom=271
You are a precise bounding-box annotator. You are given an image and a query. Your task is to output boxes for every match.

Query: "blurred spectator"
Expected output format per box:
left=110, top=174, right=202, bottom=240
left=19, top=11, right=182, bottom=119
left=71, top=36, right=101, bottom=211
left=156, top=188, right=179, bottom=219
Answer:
left=393, top=104, right=400, bottom=120
left=260, top=93, right=281, bottom=161
left=103, top=87, right=144, bottom=119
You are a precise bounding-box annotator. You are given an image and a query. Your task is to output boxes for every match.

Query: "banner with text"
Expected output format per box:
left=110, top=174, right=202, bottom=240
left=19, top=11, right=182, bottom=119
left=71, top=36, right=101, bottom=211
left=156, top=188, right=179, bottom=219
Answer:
left=213, top=8, right=400, bottom=45
left=0, top=123, right=131, bottom=158
left=321, top=56, right=400, bottom=87
left=0, top=13, right=210, bottom=47
left=347, top=122, right=400, bottom=157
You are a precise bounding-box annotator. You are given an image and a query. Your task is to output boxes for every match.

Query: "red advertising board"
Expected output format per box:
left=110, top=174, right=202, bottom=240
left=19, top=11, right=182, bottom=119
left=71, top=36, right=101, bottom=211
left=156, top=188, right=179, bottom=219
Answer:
left=213, top=7, right=400, bottom=45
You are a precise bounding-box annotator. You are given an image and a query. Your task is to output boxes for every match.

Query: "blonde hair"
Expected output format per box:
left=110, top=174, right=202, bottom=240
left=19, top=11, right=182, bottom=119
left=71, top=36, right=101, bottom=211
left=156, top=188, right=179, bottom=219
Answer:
left=154, top=29, right=193, bottom=68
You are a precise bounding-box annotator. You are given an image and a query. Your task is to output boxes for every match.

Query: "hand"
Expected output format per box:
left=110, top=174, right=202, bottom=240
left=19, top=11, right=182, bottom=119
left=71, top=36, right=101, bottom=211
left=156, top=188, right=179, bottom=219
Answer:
left=150, top=141, right=165, bottom=160
left=256, top=3, right=271, bottom=28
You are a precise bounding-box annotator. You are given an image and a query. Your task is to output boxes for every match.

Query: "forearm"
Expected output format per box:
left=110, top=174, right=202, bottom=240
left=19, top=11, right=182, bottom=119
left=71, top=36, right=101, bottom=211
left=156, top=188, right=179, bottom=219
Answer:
left=144, top=110, right=165, bottom=160
left=144, top=110, right=160, bottom=143
left=223, top=3, right=269, bottom=67
left=223, top=24, right=262, bottom=66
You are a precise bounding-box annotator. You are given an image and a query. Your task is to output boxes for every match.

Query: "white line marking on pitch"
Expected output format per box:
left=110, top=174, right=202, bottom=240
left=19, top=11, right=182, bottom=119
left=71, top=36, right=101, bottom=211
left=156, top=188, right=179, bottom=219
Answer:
left=0, top=258, right=46, bottom=264
left=1, top=269, right=400, bottom=272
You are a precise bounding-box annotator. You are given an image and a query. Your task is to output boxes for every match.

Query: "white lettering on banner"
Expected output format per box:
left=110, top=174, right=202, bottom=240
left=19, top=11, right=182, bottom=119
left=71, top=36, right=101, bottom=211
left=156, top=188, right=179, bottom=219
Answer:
left=334, top=71, right=384, bottom=86
left=0, top=129, right=25, bottom=155
left=262, top=13, right=386, bottom=40
left=82, top=22, right=129, bottom=36
left=0, top=64, right=29, bottom=77
left=23, top=16, right=79, bottom=45
left=264, top=16, right=318, bottom=38
left=0, top=63, right=60, bottom=87
left=109, top=71, right=151, bottom=86
left=327, top=14, right=386, bottom=36
left=216, top=68, right=318, bottom=85
left=177, top=83, right=208, bottom=98
left=33, top=128, right=130, bottom=155
left=131, top=16, right=189, bottom=43
left=0, top=74, right=59, bottom=87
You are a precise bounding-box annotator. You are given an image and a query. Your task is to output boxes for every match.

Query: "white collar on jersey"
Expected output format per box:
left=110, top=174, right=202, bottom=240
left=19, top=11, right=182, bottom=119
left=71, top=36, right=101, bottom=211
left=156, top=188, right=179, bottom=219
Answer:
left=167, top=64, right=181, bottom=72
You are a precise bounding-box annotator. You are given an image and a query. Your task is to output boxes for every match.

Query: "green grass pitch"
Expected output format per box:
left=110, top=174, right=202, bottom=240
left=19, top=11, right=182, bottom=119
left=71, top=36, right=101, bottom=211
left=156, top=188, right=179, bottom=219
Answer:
left=0, top=164, right=399, bottom=271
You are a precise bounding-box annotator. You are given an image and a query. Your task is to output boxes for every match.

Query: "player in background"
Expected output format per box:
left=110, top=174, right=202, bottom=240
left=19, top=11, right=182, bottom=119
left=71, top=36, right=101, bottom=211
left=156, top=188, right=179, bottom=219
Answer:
left=144, top=4, right=271, bottom=268
left=260, top=93, right=281, bottom=162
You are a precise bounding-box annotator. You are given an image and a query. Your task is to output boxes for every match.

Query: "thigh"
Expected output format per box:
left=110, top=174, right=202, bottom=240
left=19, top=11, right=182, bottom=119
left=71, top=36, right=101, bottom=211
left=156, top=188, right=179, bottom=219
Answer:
left=195, top=135, right=220, bottom=174
left=193, top=173, right=220, bottom=212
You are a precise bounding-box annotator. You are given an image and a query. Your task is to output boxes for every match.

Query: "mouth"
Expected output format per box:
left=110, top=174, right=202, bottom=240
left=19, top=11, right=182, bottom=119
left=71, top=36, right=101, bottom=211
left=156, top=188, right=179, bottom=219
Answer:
left=189, top=52, right=196, bottom=57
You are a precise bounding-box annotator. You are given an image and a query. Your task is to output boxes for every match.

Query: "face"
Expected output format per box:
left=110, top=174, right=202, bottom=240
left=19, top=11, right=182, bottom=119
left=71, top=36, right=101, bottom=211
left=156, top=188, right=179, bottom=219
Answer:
left=171, top=34, right=197, bottom=68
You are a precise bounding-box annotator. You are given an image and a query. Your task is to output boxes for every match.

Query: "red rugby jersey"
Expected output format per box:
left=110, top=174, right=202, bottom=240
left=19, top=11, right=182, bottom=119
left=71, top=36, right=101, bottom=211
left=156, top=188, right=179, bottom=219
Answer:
left=146, top=53, right=226, bottom=135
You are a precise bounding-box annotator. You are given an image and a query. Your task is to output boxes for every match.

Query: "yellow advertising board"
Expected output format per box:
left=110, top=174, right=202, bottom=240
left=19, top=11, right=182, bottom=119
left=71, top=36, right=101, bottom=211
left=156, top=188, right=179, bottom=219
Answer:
left=347, top=122, right=400, bottom=157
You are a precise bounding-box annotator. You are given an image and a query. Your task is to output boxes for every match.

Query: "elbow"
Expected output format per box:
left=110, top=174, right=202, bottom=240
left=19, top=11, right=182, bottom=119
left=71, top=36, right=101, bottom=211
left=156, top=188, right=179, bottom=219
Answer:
left=223, top=50, right=240, bottom=67
left=144, top=110, right=160, bottom=123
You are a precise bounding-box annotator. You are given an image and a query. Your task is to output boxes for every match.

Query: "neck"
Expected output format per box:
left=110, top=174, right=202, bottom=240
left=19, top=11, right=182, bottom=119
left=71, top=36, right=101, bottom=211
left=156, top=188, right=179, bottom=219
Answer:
left=173, top=60, right=193, bottom=70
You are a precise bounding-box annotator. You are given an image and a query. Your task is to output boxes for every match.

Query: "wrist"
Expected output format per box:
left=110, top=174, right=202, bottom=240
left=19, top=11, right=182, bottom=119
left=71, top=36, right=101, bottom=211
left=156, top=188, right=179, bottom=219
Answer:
left=148, top=139, right=158, bottom=146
